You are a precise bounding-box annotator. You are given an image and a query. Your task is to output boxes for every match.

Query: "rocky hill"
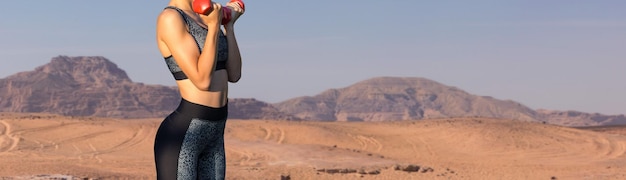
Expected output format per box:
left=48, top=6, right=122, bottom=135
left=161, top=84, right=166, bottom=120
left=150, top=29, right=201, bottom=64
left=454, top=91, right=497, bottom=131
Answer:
left=0, top=56, right=177, bottom=118
left=0, top=56, right=292, bottom=119
left=273, top=77, right=626, bottom=126
left=228, top=98, right=299, bottom=120
left=273, top=77, right=539, bottom=122
left=536, top=109, right=626, bottom=127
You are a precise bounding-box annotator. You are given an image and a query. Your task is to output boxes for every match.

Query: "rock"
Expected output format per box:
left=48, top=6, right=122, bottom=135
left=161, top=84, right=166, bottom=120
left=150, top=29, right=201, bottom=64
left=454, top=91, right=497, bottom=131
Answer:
left=317, top=168, right=358, bottom=174
left=394, top=164, right=421, bottom=172
left=421, top=167, right=434, bottom=173
left=358, top=169, right=380, bottom=175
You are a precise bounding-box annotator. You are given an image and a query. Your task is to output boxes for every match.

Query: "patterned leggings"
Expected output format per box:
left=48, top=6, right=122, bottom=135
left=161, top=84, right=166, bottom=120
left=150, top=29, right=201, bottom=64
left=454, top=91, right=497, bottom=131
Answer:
left=154, top=99, right=228, bottom=180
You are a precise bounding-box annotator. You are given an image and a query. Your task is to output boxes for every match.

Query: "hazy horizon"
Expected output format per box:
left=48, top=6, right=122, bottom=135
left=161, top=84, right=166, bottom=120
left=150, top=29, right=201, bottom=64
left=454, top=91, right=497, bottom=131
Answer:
left=2, top=1, right=625, bottom=115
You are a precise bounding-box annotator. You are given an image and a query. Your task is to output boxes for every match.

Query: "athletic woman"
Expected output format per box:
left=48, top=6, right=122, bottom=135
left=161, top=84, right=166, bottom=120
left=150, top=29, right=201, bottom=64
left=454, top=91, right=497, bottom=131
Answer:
left=153, top=0, right=243, bottom=179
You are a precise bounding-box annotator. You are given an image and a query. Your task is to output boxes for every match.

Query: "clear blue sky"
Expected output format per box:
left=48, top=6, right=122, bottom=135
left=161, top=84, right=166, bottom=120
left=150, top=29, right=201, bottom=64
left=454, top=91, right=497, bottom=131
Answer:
left=1, top=1, right=625, bottom=115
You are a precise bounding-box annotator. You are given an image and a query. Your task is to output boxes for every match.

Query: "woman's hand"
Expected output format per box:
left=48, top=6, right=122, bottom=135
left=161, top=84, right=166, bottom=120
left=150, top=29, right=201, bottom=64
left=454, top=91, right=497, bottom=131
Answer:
left=200, top=2, right=223, bottom=28
left=225, top=1, right=244, bottom=26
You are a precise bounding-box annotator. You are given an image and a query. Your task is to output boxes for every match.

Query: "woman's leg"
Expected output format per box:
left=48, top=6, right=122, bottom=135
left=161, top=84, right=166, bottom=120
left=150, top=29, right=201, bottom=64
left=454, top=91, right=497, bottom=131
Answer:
left=198, top=119, right=227, bottom=180
left=154, top=112, right=193, bottom=180
left=155, top=98, right=228, bottom=180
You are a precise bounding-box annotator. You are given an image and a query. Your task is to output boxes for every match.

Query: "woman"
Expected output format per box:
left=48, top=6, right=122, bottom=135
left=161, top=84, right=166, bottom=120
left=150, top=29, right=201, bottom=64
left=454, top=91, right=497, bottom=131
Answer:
left=153, top=0, right=243, bottom=179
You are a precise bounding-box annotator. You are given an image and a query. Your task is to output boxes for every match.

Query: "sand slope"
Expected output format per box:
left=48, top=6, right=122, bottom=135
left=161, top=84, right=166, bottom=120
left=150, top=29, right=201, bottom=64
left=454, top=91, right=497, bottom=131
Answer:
left=1, top=113, right=626, bottom=179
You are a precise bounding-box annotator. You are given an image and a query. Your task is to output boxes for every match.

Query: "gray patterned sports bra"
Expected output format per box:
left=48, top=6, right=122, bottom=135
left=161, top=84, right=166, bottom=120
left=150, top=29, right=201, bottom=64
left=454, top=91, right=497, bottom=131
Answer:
left=163, top=6, right=229, bottom=81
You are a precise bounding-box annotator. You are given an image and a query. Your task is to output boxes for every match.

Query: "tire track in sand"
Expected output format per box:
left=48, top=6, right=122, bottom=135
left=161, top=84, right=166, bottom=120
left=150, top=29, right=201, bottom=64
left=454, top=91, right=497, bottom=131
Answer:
left=226, top=143, right=272, bottom=167
left=362, top=135, right=383, bottom=152
left=19, top=130, right=113, bottom=151
left=348, top=134, right=367, bottom=150
left=405, top=137, right=435, bottom=158
left=261, top=126, right=285, bottom=144
left=68, top=125, right=152, bottom=163
left=473, top=124, right=626, bottom=163
left=262, top=127, right=271, bottom=141
left=0, top=120, right=19, bottom=153
left=92, top=125, right=152, bottom=155
left=348, top=134, right=383, bottom=152
left=593, top=134, right=626, bottom=159
left=3, top=121, right=83, bottom=152
left=277, top=128, right=285, bottom=144
left=11, top=122, right=82, bottom=134
left=228, top=148, right=255, bottom=166
left=88, top=143, right=103, bottom=163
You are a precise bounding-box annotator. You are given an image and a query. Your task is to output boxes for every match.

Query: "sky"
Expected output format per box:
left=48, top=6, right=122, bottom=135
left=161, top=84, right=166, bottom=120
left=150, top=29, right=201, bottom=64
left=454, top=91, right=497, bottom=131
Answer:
left=1, top=0, right=625, bottom=115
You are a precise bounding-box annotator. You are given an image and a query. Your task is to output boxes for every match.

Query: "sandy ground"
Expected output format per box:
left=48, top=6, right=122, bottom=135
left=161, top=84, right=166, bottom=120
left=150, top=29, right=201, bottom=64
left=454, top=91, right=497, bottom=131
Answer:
left=1, top=113, right=626, bottom=180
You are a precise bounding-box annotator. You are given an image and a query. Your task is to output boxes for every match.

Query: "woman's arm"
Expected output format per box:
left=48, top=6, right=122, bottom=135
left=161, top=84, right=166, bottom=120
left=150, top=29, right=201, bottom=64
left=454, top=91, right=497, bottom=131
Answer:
left=224, top=24, right=242, bottom=83
left=157, top=3, right=222, bottom=90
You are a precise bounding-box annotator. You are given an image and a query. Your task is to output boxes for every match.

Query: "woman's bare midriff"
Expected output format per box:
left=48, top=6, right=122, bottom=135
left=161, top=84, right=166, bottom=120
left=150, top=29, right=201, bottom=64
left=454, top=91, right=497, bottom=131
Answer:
left=176, top=70, right=229, bottom=108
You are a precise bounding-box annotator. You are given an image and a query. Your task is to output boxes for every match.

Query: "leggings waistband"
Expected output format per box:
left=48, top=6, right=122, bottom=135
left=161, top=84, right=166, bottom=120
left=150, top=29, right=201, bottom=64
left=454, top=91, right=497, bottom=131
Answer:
left=174, top=98, right=228, bottom=121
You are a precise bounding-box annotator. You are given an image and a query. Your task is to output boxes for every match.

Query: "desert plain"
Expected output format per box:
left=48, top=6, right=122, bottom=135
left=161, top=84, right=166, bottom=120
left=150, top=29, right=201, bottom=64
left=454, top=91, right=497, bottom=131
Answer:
left=1, top=113, right=626, bottom=180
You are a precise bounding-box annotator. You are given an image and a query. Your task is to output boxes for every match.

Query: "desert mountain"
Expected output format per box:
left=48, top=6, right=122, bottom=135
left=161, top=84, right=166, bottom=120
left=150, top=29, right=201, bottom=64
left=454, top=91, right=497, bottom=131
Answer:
left=537, top=109, right=626, bottom=127
left=274, top=77, right=539, bottom=122
left=0, top=56, right=293, bottom=119
left=0, top=56, right=178, bottom=118
left=228, top=98, right=299, bottom=120
left=1, top=56, right=624, bottom=126
left=273, top=77, right=626, bottom=126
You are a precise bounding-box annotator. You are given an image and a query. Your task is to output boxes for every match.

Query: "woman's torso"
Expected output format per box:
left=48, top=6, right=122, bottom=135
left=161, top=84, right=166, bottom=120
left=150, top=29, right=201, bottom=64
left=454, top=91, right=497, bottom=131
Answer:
left=158, top=6, right=229, bottom=108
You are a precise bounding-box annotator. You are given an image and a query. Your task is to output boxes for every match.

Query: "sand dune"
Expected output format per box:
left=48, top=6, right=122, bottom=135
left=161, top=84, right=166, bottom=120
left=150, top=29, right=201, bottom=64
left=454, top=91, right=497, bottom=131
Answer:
left=1, top=113, right=626, bottom=179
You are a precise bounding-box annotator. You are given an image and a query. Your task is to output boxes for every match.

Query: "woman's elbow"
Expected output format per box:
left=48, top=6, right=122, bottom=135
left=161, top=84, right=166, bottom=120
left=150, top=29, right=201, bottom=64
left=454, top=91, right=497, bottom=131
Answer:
left=192, top=79, right=212, bottom=91
left=195, top=85, right=210, bottom=91
left=228, top=74, right=241, bottom=83
left=228, top=77, right=241, bottom=83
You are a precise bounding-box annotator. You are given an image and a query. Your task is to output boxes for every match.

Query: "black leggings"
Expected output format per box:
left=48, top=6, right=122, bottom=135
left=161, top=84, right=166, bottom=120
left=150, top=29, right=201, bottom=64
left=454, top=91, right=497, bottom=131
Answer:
left=154, top=98, right=228, bottom=180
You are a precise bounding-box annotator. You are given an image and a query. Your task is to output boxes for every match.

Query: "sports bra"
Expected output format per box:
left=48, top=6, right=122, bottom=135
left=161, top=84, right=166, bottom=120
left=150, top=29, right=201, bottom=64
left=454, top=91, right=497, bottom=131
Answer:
left=163, top=6, right=229, bottom=81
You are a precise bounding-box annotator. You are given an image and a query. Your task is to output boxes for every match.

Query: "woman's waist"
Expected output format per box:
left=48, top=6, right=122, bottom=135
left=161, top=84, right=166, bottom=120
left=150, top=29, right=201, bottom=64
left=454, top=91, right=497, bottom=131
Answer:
left=173, top=98, right=228, bottom=121
left=178, top=88, right=228, bottom=108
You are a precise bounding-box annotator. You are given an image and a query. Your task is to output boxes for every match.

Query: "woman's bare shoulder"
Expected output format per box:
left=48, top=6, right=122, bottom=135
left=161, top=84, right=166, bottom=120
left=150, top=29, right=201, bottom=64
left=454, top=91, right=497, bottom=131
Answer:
left=158, top=8, right=183, bottom=24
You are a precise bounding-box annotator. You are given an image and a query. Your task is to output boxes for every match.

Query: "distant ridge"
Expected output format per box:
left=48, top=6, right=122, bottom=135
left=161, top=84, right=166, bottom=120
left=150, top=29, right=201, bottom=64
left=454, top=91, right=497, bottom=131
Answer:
left=537, top=109, right=626, bottom=126
left=229, top=98, right=299, bottom=120
left=1, top=56, right=624, bottom=126
left=273, top=77, right=626, bottom=126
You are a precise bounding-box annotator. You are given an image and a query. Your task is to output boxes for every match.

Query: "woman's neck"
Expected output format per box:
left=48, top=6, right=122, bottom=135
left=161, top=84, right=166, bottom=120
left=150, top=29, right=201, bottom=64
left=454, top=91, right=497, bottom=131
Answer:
left=168, top=0, right=193, bottom=11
